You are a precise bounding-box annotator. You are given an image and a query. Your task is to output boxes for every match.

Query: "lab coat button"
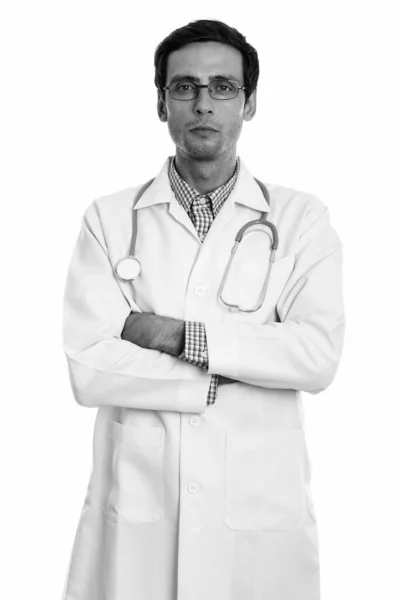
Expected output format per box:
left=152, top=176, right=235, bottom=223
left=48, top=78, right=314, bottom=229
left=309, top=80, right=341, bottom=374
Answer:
left=187, top=482, right=200, bottom=494
left=189, top=416, right=201, bottom=427
left=194, top=286, right=206, bottom=296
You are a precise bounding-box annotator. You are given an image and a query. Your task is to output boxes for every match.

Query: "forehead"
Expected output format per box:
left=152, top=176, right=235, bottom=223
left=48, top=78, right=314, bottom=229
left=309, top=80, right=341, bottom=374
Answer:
left=166, top=41, right=243, bottom=82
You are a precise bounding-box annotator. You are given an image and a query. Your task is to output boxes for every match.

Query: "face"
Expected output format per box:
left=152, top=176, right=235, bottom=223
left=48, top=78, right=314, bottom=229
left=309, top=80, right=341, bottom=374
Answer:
left=157, top=41, right=256, bottom=162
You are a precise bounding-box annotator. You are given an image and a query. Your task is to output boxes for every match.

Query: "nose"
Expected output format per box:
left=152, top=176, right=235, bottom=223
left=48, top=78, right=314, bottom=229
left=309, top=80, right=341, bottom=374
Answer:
left=193, top=87, right=214, bottom=115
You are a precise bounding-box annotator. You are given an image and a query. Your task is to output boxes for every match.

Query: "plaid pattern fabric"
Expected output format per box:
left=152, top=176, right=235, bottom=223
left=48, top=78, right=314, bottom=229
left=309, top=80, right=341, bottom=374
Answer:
left=169, top=156, right=239, bottom=234
left=168, top=156, right=240, bottom=405
left=183, top=322, right=219, bottom=404
left=183, top=321, right=208, bottom=367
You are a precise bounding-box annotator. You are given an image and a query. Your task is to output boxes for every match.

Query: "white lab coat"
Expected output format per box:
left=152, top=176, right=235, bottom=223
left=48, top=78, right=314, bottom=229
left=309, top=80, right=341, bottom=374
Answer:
left=62, top=156, right=345, bottom=600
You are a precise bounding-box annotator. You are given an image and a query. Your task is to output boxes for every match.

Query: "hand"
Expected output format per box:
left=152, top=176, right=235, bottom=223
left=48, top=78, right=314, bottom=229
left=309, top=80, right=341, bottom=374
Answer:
left=121, top=311, right=185, bottom=357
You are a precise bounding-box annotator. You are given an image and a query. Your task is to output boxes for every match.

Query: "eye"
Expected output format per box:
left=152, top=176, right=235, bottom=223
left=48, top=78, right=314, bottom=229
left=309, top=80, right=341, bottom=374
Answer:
left=216, top=83, right=232, bottom=92
left=210, top=80, right=236, bottom=94
left=175, top=81, right=196, bottom=92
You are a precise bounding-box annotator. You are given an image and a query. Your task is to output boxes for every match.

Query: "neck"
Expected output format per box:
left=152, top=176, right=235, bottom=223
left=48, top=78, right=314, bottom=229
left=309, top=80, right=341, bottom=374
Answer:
left=174, top=151, right=237, bottom=195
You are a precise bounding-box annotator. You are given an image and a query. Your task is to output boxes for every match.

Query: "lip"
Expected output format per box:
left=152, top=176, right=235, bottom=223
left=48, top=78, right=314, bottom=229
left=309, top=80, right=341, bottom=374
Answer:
left=190, top=126, right=218, bottom=132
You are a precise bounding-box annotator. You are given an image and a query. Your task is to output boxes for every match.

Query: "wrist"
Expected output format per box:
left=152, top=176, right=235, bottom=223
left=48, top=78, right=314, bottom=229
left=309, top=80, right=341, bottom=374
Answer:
left=158, top=317, right=185, bottom=357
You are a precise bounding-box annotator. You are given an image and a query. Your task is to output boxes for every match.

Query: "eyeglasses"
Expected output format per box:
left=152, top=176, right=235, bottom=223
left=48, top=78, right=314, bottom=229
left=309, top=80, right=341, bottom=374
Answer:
left=164, top=79, right=247, bottom=101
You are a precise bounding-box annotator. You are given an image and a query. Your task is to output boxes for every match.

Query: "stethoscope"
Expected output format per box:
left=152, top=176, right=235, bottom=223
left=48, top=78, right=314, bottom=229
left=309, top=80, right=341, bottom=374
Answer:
left=114, top=175, right=278, bottom=313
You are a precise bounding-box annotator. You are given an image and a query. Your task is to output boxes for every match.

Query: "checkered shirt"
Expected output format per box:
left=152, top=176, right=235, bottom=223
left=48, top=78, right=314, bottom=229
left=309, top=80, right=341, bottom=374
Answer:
left=168, top=156, right=240, bottom=405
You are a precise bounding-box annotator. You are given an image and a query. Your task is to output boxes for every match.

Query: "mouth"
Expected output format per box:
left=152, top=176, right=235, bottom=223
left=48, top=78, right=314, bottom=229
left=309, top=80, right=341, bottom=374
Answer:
left=190, top=126, right=218, bottom=132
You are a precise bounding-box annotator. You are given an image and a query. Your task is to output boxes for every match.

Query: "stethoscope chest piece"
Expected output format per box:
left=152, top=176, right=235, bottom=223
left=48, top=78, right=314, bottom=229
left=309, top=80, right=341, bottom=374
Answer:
left=115, top=256, right=141, bottom=282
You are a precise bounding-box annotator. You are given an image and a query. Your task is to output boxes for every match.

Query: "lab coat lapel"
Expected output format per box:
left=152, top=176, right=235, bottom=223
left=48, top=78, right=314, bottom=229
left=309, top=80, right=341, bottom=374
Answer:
left=168, top=194, right=199, bottom=240
left=134, top=156, right=200, bottom=240
left=134, top=156, right=271, bottom=242
left=203, top=157, right=271, bottom=243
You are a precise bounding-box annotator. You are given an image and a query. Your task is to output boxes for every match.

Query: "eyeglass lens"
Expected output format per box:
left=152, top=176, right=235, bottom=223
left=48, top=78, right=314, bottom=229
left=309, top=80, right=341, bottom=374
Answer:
left=169, top=80, right=240, bottom=100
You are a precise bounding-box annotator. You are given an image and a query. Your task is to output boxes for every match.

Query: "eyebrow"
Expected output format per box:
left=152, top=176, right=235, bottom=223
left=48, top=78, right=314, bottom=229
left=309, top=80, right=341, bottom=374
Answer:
left=168, top=74, right=241, bottom=85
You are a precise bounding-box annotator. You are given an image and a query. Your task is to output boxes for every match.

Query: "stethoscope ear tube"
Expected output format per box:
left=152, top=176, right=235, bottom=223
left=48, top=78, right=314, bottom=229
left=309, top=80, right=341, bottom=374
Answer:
left=217, top=241, right=241, bottom=310
left=234, top=215, right=278, bottom=250
left=219, top=179, right=279, bottom=312
left=265, top=219, right=278, bottom=250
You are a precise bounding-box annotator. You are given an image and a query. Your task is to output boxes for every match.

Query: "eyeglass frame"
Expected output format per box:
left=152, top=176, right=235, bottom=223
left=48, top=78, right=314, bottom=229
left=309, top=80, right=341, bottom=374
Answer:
left=163, top=79, right=248, bottom=101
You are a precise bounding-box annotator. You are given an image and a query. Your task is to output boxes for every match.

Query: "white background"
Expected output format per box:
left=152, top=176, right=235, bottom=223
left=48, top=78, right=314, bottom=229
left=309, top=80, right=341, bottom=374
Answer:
left=1, top=0, right=399, bottom=598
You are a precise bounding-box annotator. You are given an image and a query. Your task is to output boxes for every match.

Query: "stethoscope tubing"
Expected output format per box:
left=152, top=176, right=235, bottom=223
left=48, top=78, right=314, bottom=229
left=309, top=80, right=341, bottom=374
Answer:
left=217, top=208, right=278, bottom=312
left=115, top=172, right=279, bottom=312
left=114, top=176, right=155, bottom=282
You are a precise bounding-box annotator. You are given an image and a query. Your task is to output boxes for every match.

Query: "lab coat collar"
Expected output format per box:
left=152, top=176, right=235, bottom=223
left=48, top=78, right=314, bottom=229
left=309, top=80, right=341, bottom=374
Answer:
left=134, top=156, right=270, bottom=214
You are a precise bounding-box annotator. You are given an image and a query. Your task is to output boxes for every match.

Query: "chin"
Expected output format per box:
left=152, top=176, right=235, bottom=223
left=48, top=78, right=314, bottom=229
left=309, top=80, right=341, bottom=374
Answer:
left=183, top=142, right=223, bottom=161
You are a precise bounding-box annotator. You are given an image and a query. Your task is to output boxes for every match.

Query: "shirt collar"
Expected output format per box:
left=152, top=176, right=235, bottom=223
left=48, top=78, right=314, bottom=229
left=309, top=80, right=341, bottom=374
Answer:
left=133, top=155, right=270, bottom=215
left=168, top=156, right=240, bottom=217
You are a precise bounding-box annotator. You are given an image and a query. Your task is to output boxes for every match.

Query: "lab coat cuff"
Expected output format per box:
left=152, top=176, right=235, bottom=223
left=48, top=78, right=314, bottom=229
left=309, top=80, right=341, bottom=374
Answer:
left=176, top=371, right=214, bottom=413
left=203, top=322, right=239, bottom=378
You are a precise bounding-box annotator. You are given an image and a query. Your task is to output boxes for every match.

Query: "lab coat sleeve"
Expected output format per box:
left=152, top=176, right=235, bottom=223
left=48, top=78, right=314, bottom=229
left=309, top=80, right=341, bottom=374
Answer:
left=204, top=201, right=346, bottom=394
left=62, top=206, right=212, bottom=413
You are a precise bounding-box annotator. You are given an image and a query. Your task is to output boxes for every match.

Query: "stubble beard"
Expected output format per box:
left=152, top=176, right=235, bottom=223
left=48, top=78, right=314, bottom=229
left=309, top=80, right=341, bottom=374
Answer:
left=179, top=124, right=242, bottom=162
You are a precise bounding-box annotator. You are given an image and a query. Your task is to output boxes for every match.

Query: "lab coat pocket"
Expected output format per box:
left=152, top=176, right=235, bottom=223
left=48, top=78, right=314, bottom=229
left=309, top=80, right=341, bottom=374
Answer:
left=102, top=421, right=164, bottom=524
left=224, top=430, right=306, bottom=531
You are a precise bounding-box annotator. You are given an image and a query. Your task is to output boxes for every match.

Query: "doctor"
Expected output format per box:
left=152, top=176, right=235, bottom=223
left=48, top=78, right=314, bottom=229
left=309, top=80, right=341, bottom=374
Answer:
left=62, top=18, right=345, bottom=600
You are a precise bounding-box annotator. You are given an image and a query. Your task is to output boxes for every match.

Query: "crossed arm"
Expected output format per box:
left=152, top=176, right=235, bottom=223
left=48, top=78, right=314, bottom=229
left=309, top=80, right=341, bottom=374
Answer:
left=121, top=312, right=236, bottom=385
left=121, top=312, right=185, bottom=356
left=63, top=201, right=345, bottom=412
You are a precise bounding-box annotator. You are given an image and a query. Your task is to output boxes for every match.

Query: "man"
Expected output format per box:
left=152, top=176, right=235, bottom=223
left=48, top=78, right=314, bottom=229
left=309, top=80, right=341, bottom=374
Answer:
left=62, top=18, right=345, bottom=600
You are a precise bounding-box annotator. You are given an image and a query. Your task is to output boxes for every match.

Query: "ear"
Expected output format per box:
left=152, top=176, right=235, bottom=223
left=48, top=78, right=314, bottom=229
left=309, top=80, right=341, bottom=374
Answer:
left=157, top=92, right=168, bottom=122
left=243, top=89, right=257, bottom=122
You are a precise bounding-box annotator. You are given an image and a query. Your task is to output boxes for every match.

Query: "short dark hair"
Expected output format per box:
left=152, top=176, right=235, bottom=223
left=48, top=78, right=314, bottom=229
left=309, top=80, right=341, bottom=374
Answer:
left=154, top=19, right=259, bottom=103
